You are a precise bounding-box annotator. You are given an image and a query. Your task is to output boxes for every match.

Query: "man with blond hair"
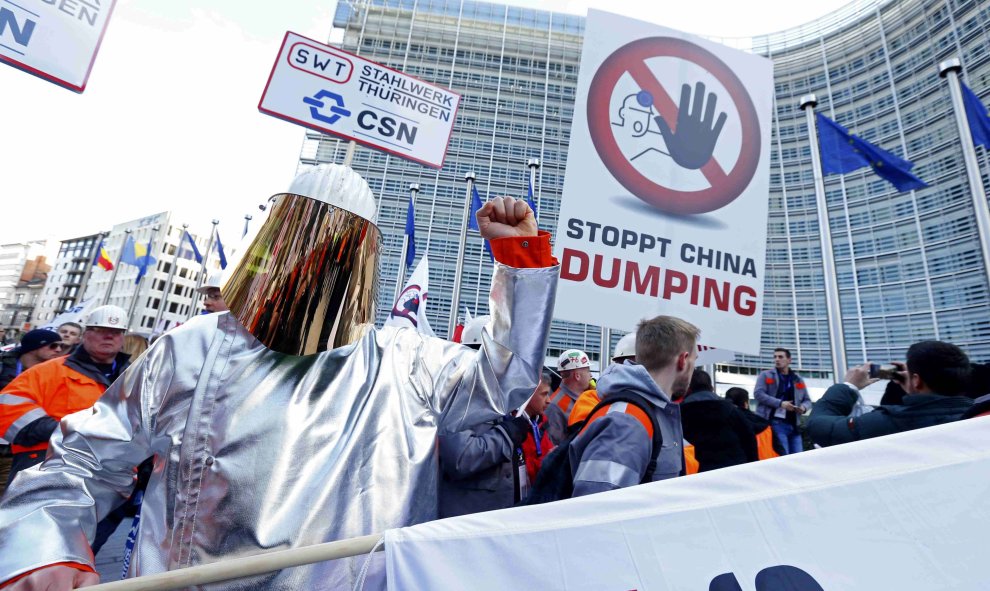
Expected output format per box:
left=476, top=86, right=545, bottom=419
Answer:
left=568, top=315, right=699, bottom=497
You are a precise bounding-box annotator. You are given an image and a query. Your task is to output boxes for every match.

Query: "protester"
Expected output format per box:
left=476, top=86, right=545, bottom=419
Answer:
left=121, top=333, right=150, bottom=359
left=568, top=333, right=636, bottom=431
left=568, top=315, right=698, bottom=497
left=0, top=306, right=130, bottom=486
left=681, top=369, right=758, bottom=472
left=518, top=369, right=555, bottom=488
left=197, top=274, right=229, bottom=313
left=753, top=348, right=811, bottom=454
left=0, top=329, right=63, bottom=391
left=56, top=322, right=83, bottom=354
left=808, top=341, right=974, bottom=446
left=0, top=164, right=558, bottom=589
left=725, top=387, right=784, bottom=459
left=459, top=315, right=490, bottom=350
left=546, top=349, right=592, bottom=444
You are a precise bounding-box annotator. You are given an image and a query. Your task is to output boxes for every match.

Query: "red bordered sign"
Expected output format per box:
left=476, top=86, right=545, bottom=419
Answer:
left=587, top=37, right=761, bottom=215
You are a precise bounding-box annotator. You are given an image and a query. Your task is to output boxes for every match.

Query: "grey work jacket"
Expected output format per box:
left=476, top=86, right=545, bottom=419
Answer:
left=0, top=262, right=558, bottom=590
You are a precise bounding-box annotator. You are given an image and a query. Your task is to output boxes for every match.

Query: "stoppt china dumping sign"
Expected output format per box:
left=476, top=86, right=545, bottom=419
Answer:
left=553, top=10, right=773, bottom=353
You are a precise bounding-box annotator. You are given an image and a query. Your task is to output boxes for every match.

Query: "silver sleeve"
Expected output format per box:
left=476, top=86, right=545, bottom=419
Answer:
left=0, top=342, right=168, bottom=581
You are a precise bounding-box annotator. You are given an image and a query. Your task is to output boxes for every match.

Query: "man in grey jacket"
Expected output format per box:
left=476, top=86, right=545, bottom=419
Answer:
left=568, top=316, right=699, bottom=497
left=753, top=348, right=811, bottom=454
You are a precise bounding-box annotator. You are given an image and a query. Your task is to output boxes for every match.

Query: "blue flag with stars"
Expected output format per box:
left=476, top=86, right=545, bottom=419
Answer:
left=526, top=178, right=539, bottom=221
left=182, top=231, right=203, bottom=263
left=468, top=184, right=493, bottom=262
left=404, top=194, right=416, bottom=270
left=215, top=232, right=228, bottom=270
left=816, top=113, right=927, bottom=192
left=961, top=81, right=990, bottom=150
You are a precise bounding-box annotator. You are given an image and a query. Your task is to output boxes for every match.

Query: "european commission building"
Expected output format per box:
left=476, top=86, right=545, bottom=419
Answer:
left=300, top=0, right=990, bottom=376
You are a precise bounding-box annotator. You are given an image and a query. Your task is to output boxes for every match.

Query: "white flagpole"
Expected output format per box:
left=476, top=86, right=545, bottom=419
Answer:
left=448, top=172, right=476, bottom=339
left=188, top=220, right=218, bottom=320
left=394, top=183, right=420, bottom=303
left=152, top=223, right=187, bottom=333
left=126, top=225, right=161, bottom=332
left=939, top=58, right=990, bottom=294
left=800, top=94, right=847, bottom=382
left=102, top=229, right=131, bottom=306
left=599, top=327, right=611, bottom=374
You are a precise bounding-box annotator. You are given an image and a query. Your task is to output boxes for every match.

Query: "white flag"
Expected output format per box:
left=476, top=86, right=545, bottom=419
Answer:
left=39, top=297, right=98, bottom=331
left=385, top=256, right=435, bottom=336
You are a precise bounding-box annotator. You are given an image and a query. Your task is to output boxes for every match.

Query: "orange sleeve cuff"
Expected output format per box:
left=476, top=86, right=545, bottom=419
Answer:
left=489, top=231, right=557, bottom=269
left=2, top=562, right=95, bottom=588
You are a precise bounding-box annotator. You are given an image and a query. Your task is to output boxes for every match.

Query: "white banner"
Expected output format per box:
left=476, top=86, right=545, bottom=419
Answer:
left=384, top=256, right=435, bottom=336
left=386, top=417, right=990, bottom=589
left=552, top=11, right=772, bottom=353
left=0, top=0, right=116, bottom=92
left=259, top=31, right=461, bottom=169
left=38, top=296, right=97, bottom=331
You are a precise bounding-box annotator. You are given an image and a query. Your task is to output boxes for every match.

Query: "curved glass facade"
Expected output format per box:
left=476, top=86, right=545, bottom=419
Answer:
left=304, top=0, right=990, bottom=373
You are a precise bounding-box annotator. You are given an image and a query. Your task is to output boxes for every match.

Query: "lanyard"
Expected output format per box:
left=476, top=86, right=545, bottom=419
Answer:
left=529, top=417, right=542, bottom=457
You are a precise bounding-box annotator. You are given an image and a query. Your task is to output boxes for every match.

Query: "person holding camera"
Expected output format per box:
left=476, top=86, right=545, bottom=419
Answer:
left=807, top=340, right=974, bottom=447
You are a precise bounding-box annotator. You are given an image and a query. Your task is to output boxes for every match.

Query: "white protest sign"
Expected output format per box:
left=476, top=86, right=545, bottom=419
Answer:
left=387, top=417, right=990, bottom=590
left=384, top=255, right=436, bottom=336
left=259, top=31, right=460, bottom=169
left=696, top=343, right=735, bottom=366
left=0, top=0, right=116, bottom=92
left=553, top=11, right=772, bottom=353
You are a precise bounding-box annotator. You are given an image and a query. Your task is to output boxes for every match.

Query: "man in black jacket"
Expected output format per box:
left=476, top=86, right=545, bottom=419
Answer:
left=681, top=370, right=758, bottom=472
left=808, top=340, right=973, bottom=446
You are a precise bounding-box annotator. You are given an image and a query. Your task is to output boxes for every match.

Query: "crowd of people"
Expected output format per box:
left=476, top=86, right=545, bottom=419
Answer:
left=0, top=164, right=986, bottom=590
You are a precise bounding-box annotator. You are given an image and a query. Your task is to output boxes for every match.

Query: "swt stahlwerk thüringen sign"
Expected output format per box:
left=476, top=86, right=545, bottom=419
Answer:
left=553, top=11, right=773, bottom=353
left=0, top=0, right=117, bottom=92
left=259, top=31, right=461, bottom=169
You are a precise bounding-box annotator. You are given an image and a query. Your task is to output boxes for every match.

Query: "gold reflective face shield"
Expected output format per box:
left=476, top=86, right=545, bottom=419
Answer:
left=223, top=192, right=381, bottom=355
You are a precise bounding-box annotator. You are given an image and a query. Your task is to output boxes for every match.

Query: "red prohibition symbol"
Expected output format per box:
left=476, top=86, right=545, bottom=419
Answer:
left=587, top=37, right=761, bottom=215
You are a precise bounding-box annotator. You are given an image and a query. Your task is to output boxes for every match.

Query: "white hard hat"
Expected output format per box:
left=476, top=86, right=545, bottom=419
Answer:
left=613, top=333, right=636, bottom=362
left=287, top=164, right=378, bottom=224
left=196, top=272, right=223, bottom=294
left=558, top=349, right=590, bottom=371
left=461, top=315, right=491, bottom=346
left=84, top=305, right=128, bottom=330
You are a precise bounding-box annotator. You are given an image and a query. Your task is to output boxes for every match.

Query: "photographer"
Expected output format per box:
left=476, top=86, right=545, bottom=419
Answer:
left=808, top=341, right=974, bottom=447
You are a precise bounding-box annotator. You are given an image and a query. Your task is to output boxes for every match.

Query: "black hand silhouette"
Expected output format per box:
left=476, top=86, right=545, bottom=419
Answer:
left=653, top=82, right=727, bottom=170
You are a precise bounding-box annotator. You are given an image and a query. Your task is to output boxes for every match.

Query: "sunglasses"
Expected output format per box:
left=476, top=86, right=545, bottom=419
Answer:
left=46, top=343, right=66, bottom=351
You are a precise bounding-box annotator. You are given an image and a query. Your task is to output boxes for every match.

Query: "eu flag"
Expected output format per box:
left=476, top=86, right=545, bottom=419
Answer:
left=467, top=185, right=493, bottom=262
left=961, top=81, right=990, bottom=150
left=215, top=232, right=228, bottom=270
left=182, top=231, right=203, bottom=263
left=816, top=113, right=927, bottom=192
left=404, top=194, right=416, bottom=270
left=527, top=179, right=539, bottom=220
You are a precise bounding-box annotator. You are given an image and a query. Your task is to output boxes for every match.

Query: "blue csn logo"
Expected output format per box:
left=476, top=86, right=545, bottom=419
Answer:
left=709, top=565, right=824, bottom=591
left=303, top=90, right=351, bottom=125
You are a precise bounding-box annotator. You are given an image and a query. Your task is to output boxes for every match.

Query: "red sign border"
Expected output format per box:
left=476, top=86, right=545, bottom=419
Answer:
left=587, top=36, right=762, bottom=214
left=0, top=0, right=118, bottom=93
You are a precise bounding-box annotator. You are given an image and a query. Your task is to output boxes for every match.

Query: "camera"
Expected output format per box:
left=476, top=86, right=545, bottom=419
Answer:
left=869, top=364, right=897, bottom=380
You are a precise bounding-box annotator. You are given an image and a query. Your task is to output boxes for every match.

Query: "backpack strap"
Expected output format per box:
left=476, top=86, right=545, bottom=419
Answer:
left=579, top=392, right=664, bottom=484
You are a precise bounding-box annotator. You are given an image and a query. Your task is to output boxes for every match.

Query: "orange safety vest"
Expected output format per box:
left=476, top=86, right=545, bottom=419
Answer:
left=756, top=425, right=781, bottom=461
left=567, top=389, right=602, bottom=427
left=683, top=444, right=699, bottom=475
left=582, top=398, right=654, bottom=439
left=0, top=356, right=108, bottom=455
